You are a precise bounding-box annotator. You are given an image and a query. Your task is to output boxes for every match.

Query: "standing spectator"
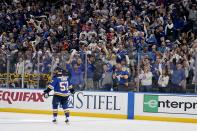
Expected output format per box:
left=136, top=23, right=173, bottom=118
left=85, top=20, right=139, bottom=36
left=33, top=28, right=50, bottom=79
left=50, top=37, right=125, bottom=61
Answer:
left=192, top=63, right=196, bottom=87
left=116, top=45, right=127, bottom=63
left=86, top=55, right=95, bottom=90
left=165, top=19, right=177, bottom=42
left=24, top=54, right=33, bottom=74
left=182, top=59, right=190, bottom=93
left=170, top=61, right=186, bottom=93
left=66, top=63, right=83, bottom=91
left=155, top=26, right=165, bottom=45
left=158, top=68, right=169, bottom=93
left=15, top=57, right=23, bottom=87
left=93, top=55, right=104, bottom=90
left=139, top=67, right=153, bottom=92
left=16, top=57, right=23, bottom=74
left=186, top=3, right=197, bottom=23
left=0, top=54, right=6, bottom=73
left=99, top=63, right=113, bottom=91
left=126, top=40, right=137, bottom=67
left=41, top=53, right=52, bottom=74
left=152, top=56, right=165, bottom=90
left=105, top=50, right=117, bottom=66
left=113, top=63, right=129, bottom=91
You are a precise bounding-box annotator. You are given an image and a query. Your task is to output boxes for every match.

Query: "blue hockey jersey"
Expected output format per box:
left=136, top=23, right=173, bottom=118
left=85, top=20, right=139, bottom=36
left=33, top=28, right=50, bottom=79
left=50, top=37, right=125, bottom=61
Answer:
left=47, top=76, right=73, bottom=97
left=114, top=67, right=130, bottom=86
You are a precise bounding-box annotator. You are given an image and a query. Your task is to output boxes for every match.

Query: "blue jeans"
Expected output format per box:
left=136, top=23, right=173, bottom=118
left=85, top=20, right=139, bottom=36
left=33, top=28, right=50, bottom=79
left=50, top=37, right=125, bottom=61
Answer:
left=142, top=85, right=152, bottom=92
left=169, top=83, right=183, bottom=93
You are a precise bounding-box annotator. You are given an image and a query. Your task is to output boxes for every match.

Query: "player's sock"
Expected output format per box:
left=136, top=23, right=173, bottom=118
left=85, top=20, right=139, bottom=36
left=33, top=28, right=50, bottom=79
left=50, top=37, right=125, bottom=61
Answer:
left=52, top=105, right=58, bottom=123
left=62, top=104, right=70, bottom=118
left=53, top=105, right=58, bottom=118
left=64, top=110, right=70, bottom=117
left=53, top=110, right=58, bottom=118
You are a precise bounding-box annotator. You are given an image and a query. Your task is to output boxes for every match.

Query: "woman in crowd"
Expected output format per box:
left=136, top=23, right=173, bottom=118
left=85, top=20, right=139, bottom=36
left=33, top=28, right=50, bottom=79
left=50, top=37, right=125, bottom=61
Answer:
left=158, top=68, right=169, bottom=93
left=139, top=67, right=153, bottom=92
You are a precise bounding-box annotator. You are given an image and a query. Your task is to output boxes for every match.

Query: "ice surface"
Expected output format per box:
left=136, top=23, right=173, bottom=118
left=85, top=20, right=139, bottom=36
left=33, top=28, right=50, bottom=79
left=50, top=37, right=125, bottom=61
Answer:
left=0, top=112, right=197, bottom=131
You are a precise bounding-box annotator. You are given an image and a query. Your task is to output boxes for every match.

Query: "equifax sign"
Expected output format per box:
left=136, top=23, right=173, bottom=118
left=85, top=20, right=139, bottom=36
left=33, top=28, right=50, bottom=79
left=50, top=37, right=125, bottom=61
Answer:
left=0, top=90, right=45, bottom=104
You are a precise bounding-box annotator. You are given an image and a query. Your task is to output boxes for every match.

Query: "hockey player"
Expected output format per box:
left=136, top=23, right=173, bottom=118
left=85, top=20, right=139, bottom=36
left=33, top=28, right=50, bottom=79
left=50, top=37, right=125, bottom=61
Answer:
left=43, top=67, right=75, bottom=124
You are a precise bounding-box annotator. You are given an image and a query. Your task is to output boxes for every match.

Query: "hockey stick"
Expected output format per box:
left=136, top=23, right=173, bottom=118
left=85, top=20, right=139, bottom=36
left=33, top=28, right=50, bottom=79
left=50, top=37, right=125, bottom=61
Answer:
left=48, top=92, right=72, bottom=97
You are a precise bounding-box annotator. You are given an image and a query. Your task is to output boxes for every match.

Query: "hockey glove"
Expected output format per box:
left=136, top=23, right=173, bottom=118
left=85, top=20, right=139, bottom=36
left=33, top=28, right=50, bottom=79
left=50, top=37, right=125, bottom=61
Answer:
left=44, top=90, right=49, bottom=98
left=70, top=88, right=75, bottom=94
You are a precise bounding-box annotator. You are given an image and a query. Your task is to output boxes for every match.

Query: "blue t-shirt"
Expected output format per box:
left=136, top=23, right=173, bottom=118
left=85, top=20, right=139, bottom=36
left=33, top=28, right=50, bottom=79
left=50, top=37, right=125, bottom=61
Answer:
left=171, top=68, right=186, bottom=85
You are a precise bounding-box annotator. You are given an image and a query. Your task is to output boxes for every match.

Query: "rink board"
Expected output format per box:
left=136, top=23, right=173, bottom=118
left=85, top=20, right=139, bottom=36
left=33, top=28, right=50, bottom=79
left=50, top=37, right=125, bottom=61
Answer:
left=134, top=93, right=197, bottom=123
left=0, top=88, right=133, bottom=119
left=1, top=88, right=197, bottom=123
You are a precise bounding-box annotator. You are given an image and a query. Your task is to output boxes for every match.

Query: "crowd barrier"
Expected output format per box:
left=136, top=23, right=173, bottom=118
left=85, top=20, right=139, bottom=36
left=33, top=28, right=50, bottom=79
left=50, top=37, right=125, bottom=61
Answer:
left=0, top=88, right=196, bottom=123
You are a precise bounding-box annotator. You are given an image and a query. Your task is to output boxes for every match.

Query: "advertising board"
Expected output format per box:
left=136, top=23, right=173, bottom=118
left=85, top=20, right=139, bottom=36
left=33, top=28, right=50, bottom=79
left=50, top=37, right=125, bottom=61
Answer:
left=0, top=88, right=129, bottom=119
left=134, top=93, right=197, bottom=123
left=144, top=94, right=197, bottom=115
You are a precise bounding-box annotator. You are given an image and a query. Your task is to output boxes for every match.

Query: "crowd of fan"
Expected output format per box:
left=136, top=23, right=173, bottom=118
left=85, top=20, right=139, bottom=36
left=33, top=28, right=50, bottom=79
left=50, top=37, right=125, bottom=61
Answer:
left=0, top=0, right=197, bottom=93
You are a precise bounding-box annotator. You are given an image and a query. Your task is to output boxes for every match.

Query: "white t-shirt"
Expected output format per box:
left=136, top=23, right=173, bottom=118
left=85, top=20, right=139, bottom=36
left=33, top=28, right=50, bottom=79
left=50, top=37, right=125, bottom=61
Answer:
left=158, top=75, right=169, bottom=87
left=139, top=72, right=153, bottom=86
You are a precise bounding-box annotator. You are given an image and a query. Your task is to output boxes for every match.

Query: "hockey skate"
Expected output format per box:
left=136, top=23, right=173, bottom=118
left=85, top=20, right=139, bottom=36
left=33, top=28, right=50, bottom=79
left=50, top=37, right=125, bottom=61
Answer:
left=52, top=118, right=57, bottom=124
left=65, top=118, right=70, bottom=125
